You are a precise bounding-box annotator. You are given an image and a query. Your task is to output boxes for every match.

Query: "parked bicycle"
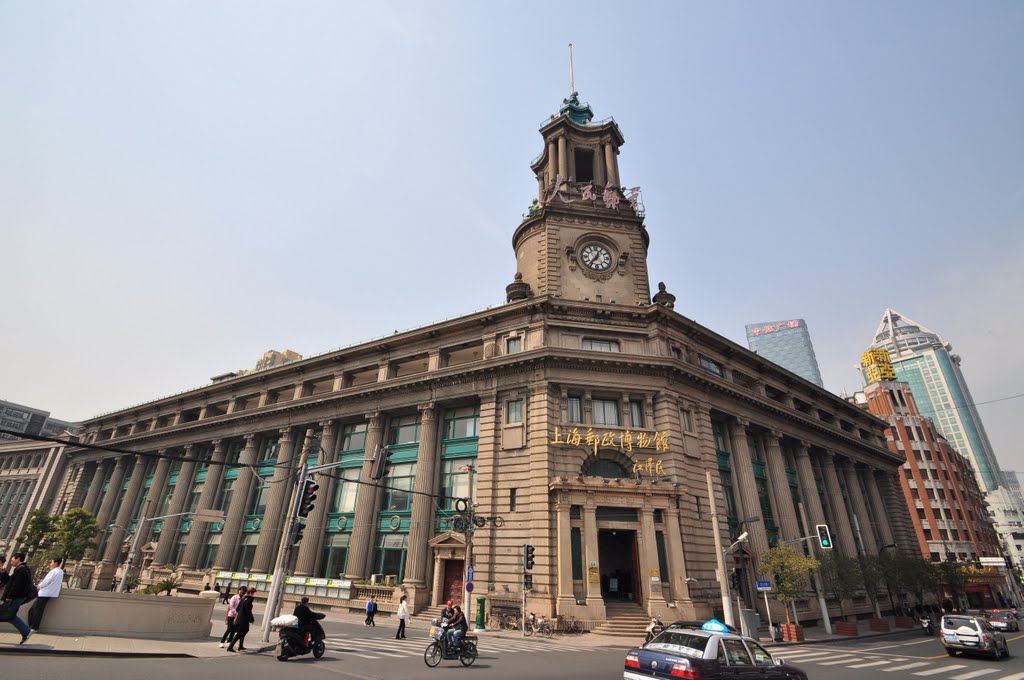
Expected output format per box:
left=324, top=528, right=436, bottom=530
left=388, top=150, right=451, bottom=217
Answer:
left=502, top=612, right=522, bottom=631
left=524, top=612, right=553, bottom=638
left=557, top=613, right=583, bottom=634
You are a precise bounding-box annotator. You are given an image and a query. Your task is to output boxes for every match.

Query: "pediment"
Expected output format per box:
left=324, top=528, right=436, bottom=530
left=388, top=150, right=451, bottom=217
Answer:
left=428, top=532, right=466, bottom=548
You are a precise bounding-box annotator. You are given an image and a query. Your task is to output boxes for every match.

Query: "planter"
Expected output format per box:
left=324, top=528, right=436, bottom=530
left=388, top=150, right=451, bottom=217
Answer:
left=868, top=618, right=891, bottom=632
left=834, top=621, right=858, bottom=636
left=780, top=623, right=804, bottom=642
left=893, top=616, right=915, bottom=629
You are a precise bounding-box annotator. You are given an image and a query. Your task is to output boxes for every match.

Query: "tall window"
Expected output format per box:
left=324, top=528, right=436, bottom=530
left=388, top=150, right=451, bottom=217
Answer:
left=509, top=488, right=517, bottom=512
left=380, top=463, right=416, bottom=512
left=187, top=482, right=203, bottom=513
left=681, top=409, right=693, bottom=433
left=217, top=479, right=235, bottom=511
left=248, top=480, right=270, bottom=516
left=226, top=440, right=245, bottom=466
left=506, top=399, right=523, bottom=424
left=583, top=338, right=620, bottom=353
left=592, top=399, right=619, bottom=426
left=506, top=337, right=522, bottom=354
left=375, top=534, right=408, bottom=579
left=330, top=468, right=360, bottom=513
left=340, top=423, right=367, bottom=452
left=439, top=460, right=476, bottom=510
left=445, top=406, right=480, bottom=439
left=568, top=397, right=582, bottom=423
left=629, top=400, right=645, bottom=428
left=320, top=534, right=350, bottom=579
left=388, top=415, right=421, bottom=445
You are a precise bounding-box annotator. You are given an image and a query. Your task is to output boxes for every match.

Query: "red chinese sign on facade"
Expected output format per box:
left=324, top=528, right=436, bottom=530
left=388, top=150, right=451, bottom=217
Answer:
left=750, top=320, right=801, bottom=336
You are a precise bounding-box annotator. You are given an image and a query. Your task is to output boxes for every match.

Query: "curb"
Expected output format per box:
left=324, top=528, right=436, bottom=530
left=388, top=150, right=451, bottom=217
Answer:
left=0, top=647, right=193, bottom=658
left=764, top=628, right=918, bottom=648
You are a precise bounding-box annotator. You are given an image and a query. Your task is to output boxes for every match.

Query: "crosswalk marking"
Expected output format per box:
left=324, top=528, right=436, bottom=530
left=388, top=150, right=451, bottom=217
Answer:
left=847, top=660, right=894, bottom=668
left=949, top=670, right=999, bottom=680
left=320, top=635, right=587, bottom=659
left=814, top=656, right=860, bottom=666
left=775, top=651, right=836, bottom=661
left=913, top=665, right=966, bottom=676
left=882, top=662, right=932, bottom=672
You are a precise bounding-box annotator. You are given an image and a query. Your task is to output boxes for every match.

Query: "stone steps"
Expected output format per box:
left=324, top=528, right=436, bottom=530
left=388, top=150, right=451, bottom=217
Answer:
left=593, top=603, right=650, bottom=638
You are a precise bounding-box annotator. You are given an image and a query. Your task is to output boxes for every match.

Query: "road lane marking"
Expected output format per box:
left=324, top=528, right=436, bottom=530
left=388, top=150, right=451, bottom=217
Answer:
left=883, top=662, right=932, bottom=671
left=815, top=656, right=862, bottom=665
left=774, top=651, right=839, bottom=659
left=848, top=660, right=895, bottom=668
left=948, top=670, right=999, bottom=679
left=913, top=665, right=966, bottom=675
left=990, top=674, right=1024, bottom=680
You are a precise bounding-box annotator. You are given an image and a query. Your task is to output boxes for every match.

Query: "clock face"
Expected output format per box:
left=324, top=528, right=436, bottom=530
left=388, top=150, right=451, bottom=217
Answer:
left=580, top=243, right=613, bottom=271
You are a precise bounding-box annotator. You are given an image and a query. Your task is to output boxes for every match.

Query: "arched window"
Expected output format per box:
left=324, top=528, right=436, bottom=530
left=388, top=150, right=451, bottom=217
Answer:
left=582, top=457, right=630, bottom=478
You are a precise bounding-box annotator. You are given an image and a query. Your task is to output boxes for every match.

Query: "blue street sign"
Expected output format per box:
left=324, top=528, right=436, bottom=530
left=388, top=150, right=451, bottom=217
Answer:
left=466, top=581, right=474, bottom=593
left=756, top=580, right=772, bottom=592
left=467, top=566, right=475, bottom=581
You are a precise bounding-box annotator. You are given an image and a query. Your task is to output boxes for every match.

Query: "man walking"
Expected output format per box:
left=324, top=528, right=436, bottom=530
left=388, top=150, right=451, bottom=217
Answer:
left=28, top=556, right=63, bottom=631
left=1, top=553, right=34, bottom=643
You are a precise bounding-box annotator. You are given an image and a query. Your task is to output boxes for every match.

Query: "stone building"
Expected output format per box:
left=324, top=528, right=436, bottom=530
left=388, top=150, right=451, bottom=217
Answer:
left=38, top=93, right=911, bottom=626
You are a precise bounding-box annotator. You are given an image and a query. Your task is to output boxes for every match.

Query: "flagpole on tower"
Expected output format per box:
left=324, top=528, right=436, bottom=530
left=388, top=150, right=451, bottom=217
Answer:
left=569, top=43, right=575, bottom=96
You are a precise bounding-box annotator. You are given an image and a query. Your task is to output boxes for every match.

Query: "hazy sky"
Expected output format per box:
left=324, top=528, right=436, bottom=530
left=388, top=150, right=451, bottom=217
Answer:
left=2, top=3, right=1021, bottom=467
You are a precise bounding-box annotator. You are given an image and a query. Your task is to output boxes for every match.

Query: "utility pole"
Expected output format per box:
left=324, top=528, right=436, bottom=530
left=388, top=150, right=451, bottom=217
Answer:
left=118, top=499, right=152, bottom=593
left=706, top=470, right=734, bottom=627
left=797, top=502, right=833, bottom=635
left=462, top=464, right=478, bottom=630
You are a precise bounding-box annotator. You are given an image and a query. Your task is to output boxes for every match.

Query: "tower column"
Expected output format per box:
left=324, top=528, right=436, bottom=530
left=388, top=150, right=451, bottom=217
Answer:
left=557, top=136, right=567, bottom=180
left=843, top=462, right=878, bottom=554
left=88, top=456, right=129, bottom=559
left=764, top=432, right=800, bottom=542
left=214, top=433, right=261, bottom=571
left=345, top=413, right=385, bottom=579
left=405, top=404, right=441, bottom=587
left=137, top=451, right=172, bottom=547
left=154, top=445, right=198, bottom=565
left=555, top=498, right=575, bottom=608
left=795, top=443, right=826, bottom=528
left=728, top=419, right=769, bottom=556
left=604, top=143, right=619, bottom=188
left=180, top=440, right=228, bottom=570
left=863, top=468, right=895, bottom=548
left=546, top=140, right=556, bottom=186
left=252, top=427, right=300, bottom=573
left=82, top=459, right=111, bottom=516
left=102, top=455, right=149, bottom=563
left=296, top=420, right=340, bottom=577
left=664, top=505, right=693, bottom=605
left=820, top=453, right=858, bottom=556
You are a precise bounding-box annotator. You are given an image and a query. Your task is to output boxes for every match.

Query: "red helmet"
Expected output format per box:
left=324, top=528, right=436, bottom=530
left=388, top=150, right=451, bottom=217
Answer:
left=446, top=600, right=453, bottom=607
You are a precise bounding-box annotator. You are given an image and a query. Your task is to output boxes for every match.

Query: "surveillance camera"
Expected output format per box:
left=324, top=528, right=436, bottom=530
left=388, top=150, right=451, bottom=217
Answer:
left=737, top=532, right=749, bottom=542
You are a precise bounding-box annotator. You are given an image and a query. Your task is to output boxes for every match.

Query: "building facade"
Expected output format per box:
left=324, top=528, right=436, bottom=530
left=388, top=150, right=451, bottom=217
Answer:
left=0, top=438, right=73, bottom=556
left=857, top=349, right=1010, bottom=606
left=0, top=398, right=78, bottom=442
left=869, top=309, right=1004, bottom=493
left=21, top=93, right=911, bottom=626
left=745, top=319, right=824, bottom=388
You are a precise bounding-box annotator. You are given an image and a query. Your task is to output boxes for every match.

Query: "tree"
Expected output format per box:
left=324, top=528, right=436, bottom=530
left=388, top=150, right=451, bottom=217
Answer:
left=939, top=560, right=970, bottom=610
left=878, top=551, right=909, bottom=613
left=859, top=555, right=883, bottom=617
left=50, top=508, right=99, bottom=561
left=819, top=552, right=862, bottom=620
left=759, top=545, right=820, bottom=625
left=15, top=509, right=56, bottom=575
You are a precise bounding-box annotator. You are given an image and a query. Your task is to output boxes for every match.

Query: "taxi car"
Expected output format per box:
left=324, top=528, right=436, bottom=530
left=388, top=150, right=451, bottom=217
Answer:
left=624, top=621, right=807, bottom=680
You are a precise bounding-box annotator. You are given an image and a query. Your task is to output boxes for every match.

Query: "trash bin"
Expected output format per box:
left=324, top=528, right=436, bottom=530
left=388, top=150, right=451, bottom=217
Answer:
left=477, top=597, right=486, bottom=629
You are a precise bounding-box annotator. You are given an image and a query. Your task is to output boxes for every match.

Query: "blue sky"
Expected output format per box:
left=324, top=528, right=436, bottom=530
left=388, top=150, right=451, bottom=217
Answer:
left=2, top=2, right=1021, bottom=467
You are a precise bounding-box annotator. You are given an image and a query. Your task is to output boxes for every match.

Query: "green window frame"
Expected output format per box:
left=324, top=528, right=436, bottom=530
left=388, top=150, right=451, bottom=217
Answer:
left=330, top=467, right=360, bottom=514
left=571, top=528, right=583, bottom=580
left=388, top=414, right=421, bottom=445
left=380, top=462, right=416, bottom=512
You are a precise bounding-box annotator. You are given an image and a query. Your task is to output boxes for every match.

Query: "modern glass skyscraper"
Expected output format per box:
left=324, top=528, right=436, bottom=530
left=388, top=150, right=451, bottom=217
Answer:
left=745, top=318, right=824, bottom=388
left=869, top=308, right=1003, bottom=492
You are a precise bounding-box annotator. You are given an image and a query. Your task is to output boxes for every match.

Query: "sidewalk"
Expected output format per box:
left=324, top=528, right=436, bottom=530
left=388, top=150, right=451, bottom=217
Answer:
left=762, top=622, right=919, bottom=648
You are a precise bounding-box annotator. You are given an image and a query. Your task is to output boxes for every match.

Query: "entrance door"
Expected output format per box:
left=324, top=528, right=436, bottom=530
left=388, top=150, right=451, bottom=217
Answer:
left=443, top=559, right=465, bottom=605
left=598, top=530, right=638, bottom=603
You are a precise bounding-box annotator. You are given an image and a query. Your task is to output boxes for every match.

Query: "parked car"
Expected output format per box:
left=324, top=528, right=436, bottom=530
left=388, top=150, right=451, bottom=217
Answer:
left=940, top=614, right=1011, bottom=659
left=985, top=610, right=1020, bottom=632
left=625, top=627, right=807, bottom=680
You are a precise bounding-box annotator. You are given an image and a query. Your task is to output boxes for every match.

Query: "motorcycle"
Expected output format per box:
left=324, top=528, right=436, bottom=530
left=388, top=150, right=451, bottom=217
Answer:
left=645, top=616, right=664, bottom=645
left=274, top=616, right=327, bottom=661
left=424, top=617, right=478, bottom=667
left=920, top=616, right=934, bottom=637
left=524, top=612, right=553, bottom=638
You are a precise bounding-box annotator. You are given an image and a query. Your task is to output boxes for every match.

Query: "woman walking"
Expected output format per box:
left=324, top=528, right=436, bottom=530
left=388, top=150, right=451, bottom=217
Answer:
left=395, top=595, right=409, bottom=639
left=219, top=586, right=245, bottom=648
left=226, top=587, right=256, bottom=652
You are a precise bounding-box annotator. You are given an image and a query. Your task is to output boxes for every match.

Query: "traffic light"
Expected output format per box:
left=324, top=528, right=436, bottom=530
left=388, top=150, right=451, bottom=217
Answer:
left=816, top=524, right=833, bottom=550
left=292, top=520, right=306, bottom=546
left=370, top=445, right=393, bottom=481
left=523, top=543, right=536, bottom=573
left=298, top=479, right=319, bottom=518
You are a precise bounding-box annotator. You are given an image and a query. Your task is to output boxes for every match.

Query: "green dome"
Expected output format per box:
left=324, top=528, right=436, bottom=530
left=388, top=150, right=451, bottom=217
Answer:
left=558, top=92, right=593, bottom=125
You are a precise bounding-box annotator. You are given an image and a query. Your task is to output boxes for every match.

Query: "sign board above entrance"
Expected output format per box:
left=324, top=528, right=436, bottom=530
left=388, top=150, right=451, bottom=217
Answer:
left=550, top=427, right=669, bottom=454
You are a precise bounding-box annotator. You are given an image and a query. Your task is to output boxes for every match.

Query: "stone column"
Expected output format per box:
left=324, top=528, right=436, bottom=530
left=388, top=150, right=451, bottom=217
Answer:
left=154, top=445, right=198, bottom=566
left=555, top=498, right=575, bottom=609
left=604, top=143, right=619, bottom=187
left=640, top=508, right=666, bottom=610
left=664, top=506, right=693, bottom=606
left=862, top=467, right=895, bottom=549
left=820, top=453, right=858, bottom=557
left=728, top=419, right=769, bottom=556
left=583, top=504, right=602, bottom=606
left=546, top=140, right=556, bottom=185
left=136, top=451, right=172, bottom=546
left=764, top=432, right=800, bottom=542
left=295, top=420, right=340, bottom=577
left=252, top=428, right=300, bottom=573
left=794, top=443, right=826, bottom=528
left=180, top=440, right=228, bottom=569
left=557, top=136, right=567, bottom=180
left=82, top=459, right=111, bottom=516
left=88, top=456, right=129, bottom=559
left=842, top=462, right=878, bottom=554
left=102, top=455, right=149, bottom=563
left=214, top=433, right=260, bottom=571
left=405, top=404, right=441, bottom=587
left=345, top=413, right=385, bottom=579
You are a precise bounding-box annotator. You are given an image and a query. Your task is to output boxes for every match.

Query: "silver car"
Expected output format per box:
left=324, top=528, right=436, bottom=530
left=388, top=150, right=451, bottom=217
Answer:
left=941, top=614, right=1010, bottom=660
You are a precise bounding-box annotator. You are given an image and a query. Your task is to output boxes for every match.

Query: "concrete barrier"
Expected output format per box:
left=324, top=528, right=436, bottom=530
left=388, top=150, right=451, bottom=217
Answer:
left=15, top=588, right=215, bottom=640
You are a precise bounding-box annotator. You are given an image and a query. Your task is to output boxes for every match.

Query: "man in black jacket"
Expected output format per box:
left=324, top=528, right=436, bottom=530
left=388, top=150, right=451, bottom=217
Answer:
left=2, top=553, right=33, bottom=643
left=293, top=596, right=325, bottom=640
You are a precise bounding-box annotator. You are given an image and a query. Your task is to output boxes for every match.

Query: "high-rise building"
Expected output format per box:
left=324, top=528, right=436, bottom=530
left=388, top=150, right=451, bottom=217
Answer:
left=0, top=398, right=78, bottom=442
left=869, top=309, right=1004, bottom=493
left=744, top=318, right=824, bottom=387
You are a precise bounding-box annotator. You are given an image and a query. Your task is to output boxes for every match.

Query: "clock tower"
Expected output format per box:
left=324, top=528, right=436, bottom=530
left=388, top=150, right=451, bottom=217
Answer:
left=508, top=93, right=652, bottom=307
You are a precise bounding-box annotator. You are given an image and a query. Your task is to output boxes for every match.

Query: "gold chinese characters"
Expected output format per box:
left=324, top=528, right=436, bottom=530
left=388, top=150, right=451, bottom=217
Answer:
left=549, top=427, right=669, bottom=454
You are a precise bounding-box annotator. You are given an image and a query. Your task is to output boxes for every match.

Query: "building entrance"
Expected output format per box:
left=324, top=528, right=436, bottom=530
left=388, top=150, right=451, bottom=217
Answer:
left=443, top=559, right=464, bottom=606
left=598, top=529, right=639, bottom=602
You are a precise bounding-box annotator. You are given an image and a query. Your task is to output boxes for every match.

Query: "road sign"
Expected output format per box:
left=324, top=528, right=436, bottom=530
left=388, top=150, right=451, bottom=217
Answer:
left=467, top=566, right=475, bottom=581
left=756, top=580, right=772, bottom=592
left=466, top=581, right=474, bottom=593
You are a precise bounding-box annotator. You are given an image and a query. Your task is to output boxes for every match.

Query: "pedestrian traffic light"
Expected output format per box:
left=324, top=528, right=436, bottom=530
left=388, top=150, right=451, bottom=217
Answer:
left=298, top=478, right=319, bottom=518
left=370, top=445, right=393, bottom=481
left=816, top=524, right=833, bottom=550
left=523, top=543, right=536, bottom=573
left=292, top=521, right=305, bottom=546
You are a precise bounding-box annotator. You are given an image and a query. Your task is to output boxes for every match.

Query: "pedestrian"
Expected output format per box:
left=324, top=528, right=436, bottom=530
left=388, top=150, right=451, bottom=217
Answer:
left=368, top=596, right=378, bottom=626
left=395, top=595, right=409, bottom=640
left=220, top=584, right=232, bottom=605
left=226, top=587, right=255, bottom=652
left=0, top=552, right=35, bottom=644
left=203, top=583, right=211, bottom=592
left=219, top=586, right=245, bottom=648
left=28, top=556, right=64, bottom=632
left=365, top=595, right=374, bottom=626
